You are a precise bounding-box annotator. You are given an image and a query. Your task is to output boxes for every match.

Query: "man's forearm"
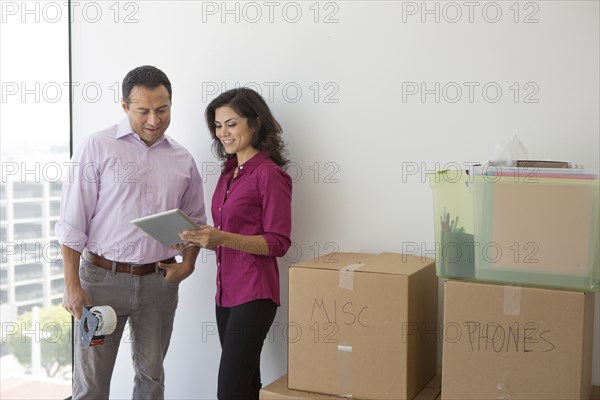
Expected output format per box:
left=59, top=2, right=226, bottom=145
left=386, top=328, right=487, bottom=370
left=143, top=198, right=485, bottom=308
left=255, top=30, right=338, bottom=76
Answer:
left=181, top=245, right=200, bottom=269
left=61, top=244, right=82, bottom=288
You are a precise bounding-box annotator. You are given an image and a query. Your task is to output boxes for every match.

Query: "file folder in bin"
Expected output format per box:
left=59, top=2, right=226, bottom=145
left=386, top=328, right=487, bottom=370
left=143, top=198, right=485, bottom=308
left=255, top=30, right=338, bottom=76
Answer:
left=471, top=166, right=600, bottom=291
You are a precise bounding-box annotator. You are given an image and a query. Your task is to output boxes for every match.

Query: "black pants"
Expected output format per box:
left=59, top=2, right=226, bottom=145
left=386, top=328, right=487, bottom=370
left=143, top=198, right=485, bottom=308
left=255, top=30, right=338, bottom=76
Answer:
left=216, top=299, right=277, bottom=400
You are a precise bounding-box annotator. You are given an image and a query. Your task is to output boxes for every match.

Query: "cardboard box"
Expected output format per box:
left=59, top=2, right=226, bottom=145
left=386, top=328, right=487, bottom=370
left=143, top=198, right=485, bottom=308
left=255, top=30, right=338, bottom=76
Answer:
left=288, top=252, right=438, bottom=400
left=442, top=280, right=595, bottom=400
left=260, top=374, right=442, bottom=400
left=414, top=372, right=442, bottom=400
left=593, top=385, right=600, bottom=400
left=260, top=374, right=340, bottom=399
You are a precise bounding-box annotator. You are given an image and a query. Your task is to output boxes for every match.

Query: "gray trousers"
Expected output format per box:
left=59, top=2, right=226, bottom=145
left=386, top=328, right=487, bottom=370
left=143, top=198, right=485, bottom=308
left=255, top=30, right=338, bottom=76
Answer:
left=73, top=258, right=179, bottom=399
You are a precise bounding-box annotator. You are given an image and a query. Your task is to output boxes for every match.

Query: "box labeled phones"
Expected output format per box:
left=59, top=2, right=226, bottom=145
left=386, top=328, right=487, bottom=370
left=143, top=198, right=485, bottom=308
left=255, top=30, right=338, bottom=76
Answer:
left=442, top=280, right=595, bottom=400
left=288, top=252, right=438, bottom=400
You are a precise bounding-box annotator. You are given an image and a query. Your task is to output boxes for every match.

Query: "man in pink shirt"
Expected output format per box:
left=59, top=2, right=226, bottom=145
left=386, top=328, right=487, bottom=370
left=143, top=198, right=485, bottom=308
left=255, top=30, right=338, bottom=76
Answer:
left=56, top=65, right=206, bottom=399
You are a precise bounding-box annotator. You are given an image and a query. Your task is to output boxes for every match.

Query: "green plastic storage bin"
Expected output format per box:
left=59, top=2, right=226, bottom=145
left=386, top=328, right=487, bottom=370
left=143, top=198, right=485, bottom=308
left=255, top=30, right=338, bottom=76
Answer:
left=429, top=167, right=600, bottom=291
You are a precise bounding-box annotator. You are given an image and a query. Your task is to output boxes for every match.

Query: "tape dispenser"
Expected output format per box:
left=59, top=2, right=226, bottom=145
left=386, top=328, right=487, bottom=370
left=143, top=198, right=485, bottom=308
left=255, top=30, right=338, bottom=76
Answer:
left=81, top=305, right=117, bottom=346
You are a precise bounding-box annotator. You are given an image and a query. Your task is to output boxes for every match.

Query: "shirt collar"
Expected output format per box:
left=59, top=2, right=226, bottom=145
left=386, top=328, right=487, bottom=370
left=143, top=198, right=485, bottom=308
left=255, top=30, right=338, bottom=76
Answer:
left=223, top=151, right=270, bottom=175
left=115, top=117, right=175, bottom=148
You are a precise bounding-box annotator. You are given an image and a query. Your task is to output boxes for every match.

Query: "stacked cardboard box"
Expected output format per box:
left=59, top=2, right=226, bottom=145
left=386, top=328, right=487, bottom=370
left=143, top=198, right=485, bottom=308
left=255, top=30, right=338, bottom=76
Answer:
left=260, top=373, right=442, bottom=400
left=284, top=252, right=438, bottom=400
left=260, top=375, right=341, bottom=400
left=428, top=166, right=598, bottom=399
left=441, top=280, right=595, bottom=399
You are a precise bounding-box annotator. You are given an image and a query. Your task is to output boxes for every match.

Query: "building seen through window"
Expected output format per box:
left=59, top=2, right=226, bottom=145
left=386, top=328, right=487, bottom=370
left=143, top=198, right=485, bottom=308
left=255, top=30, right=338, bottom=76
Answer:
left=1, top=4, right=72, bottom=398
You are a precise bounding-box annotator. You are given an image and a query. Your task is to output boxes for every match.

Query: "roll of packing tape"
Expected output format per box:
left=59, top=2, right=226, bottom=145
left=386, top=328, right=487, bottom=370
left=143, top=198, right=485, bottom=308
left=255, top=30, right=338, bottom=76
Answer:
left=90, top=305, right=117, bottom=335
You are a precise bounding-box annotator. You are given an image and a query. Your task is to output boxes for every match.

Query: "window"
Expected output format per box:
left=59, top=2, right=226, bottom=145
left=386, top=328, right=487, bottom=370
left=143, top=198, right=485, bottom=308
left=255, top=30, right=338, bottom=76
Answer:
left=0, top=4, right=71, bottom=398
left=15, top=283, right=44, bottom=302
left=14, top=263, right=44, bottom=282
left=13, top=223, right=43, bottom=241
left=13, top=202, right=43, bottom=220
left=50, top=258, right=64, bottom=277
left=49, top=220, right=58, bottom=238
left=49, top=182, right=63, bottom=198
left=13, top=183, right=43, bottom=199
left=0, top=268, right=7, bottom=285
left=49, top=200, right=61, bottom=217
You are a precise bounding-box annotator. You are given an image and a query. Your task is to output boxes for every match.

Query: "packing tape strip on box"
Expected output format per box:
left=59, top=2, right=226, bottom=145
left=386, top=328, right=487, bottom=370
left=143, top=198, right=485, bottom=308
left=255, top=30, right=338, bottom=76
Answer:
left=503, top=286, right=522, bottom=316
left=81, top=305, right=117, bottom=346
left=337, top=263, right=363, bottom=397
left=499, top=287, right=520, bottom=399
left=337, top=345, right=353, bottom=398
left=339, top=263, right=364, bottom=290
left=496, top=378, right=513, bottom=399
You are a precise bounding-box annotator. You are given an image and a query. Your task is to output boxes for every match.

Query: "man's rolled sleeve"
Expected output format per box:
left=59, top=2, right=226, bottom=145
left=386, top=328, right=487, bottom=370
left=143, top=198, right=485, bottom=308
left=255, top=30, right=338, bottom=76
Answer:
left=54, top=139, right=99, bottom=252
left=54, top=221, right=88, bottom=253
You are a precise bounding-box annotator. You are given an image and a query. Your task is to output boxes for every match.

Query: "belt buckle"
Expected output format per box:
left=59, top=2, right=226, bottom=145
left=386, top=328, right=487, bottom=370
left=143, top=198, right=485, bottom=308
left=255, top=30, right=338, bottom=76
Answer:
left=129, top=263, right=147, bottom=276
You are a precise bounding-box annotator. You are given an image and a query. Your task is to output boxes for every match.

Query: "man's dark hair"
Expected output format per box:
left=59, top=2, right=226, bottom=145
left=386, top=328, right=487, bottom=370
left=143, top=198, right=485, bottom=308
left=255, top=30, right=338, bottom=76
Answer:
left=122, top=65, right=172, bottom=106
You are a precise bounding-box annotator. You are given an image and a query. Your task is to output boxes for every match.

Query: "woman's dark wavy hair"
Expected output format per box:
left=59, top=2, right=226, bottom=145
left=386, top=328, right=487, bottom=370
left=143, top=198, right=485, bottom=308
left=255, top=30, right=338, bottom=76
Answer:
left=205, top=88, right=289, bottom=168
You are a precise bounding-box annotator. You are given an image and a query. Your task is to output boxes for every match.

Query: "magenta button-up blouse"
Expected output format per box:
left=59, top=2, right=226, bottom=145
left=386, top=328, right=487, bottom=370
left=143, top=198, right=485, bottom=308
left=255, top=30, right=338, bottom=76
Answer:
left=212, top=151, right=292, bottom=307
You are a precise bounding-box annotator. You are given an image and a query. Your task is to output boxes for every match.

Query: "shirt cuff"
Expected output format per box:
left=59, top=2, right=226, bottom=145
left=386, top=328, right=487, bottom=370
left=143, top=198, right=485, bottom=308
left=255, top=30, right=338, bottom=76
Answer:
left=263, top=233, right=291, bottom=258
left=54, top=220, right=88, bottom=253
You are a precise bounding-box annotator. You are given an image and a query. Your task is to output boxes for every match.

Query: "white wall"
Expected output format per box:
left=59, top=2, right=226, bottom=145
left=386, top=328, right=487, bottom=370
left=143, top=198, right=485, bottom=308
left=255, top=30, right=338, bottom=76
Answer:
left=71, top=1, right=599, bottom=398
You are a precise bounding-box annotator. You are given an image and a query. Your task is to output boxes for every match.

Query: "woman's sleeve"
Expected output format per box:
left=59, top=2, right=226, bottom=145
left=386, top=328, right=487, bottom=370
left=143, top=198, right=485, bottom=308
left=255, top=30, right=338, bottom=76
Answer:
left=260, top=165, right=293, bottom=257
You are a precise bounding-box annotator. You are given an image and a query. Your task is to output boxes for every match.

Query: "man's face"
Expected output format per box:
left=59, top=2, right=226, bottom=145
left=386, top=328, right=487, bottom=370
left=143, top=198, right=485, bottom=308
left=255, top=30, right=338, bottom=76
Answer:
left=122, top=85, right=171, bottom=146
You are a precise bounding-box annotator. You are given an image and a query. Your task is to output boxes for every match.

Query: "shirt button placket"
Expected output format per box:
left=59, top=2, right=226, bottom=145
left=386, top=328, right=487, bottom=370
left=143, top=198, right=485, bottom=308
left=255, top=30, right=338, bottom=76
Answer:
left=216, top=259, right=221, bottom=291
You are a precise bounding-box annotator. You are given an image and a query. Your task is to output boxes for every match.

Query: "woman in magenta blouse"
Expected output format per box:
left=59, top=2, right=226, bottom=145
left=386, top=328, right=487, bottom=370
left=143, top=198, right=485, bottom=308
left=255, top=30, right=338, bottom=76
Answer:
left=180, top=88, right=292, bottom=400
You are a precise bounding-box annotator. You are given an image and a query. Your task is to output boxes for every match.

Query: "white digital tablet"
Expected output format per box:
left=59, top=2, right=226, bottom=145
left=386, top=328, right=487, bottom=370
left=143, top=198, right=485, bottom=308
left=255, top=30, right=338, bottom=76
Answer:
left=131, top=209, right=202, bottom=246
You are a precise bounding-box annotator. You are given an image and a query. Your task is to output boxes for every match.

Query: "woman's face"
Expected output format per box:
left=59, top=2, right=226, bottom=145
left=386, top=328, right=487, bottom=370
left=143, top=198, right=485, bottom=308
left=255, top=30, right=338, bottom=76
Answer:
left=214, top=106, right=256, bottom=156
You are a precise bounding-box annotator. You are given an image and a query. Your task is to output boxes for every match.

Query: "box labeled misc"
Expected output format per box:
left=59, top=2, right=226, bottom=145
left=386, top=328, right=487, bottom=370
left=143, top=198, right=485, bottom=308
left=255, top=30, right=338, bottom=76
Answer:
left=442, top=279, right=595, bottom=400
left=288, top=252, right=438, bottom=400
